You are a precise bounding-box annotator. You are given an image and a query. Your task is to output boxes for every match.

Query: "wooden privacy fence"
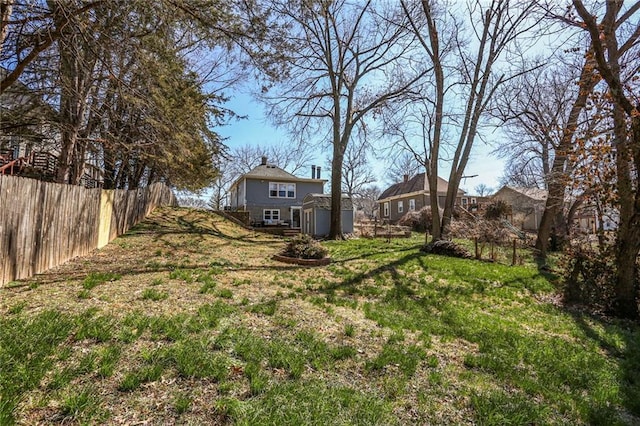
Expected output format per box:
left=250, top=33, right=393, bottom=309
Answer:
left=0, top=175, right=176, bottom=286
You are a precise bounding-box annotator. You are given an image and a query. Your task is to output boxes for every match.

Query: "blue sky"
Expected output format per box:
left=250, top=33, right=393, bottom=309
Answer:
left=218, top=92, right=506, bottom=195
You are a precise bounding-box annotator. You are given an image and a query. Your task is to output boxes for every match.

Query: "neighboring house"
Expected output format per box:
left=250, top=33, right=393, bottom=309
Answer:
left=461, top=195, right=491, bottom=213
left=228, top=157, right=326, bottom=228
left=0, top=69, right=102, bottom=187
left=492, top=186, right=548, bottom=231
left=493, top=185, right=602, bottom=233
left=302, top=193, right=354, bottom=237
left=377, top=173, right=466, bottom=223
left=1, top=69, right=58, bottom=166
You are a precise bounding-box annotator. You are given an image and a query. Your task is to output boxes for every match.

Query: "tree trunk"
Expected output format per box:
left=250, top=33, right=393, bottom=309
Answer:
left=612, top=106, right=640, bottom=319
left=427, top=173, right=441, bottom=241
left=52, top=3, right=94, bottom=184
left=535, top=179, right=565, bottom=256
left=534, top=51, right=597, bottom=258
left=328, top=143, right=345, bottom=239
left=614, top=224, right=640, bottom=319
left=0, top=1, right=12, bottom=53
left=421, top=0, right=444, bottom=243
left=572, top=0, right=640, bottom=319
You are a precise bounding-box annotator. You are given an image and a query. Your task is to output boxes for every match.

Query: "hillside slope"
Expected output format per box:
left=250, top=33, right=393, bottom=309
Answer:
left=1, top=207, right=639, bottom=425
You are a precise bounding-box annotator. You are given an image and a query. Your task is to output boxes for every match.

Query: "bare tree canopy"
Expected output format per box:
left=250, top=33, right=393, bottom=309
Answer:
left=258, top=0, right=428, bottom=239
left=389, top=0, right=539, bottom=241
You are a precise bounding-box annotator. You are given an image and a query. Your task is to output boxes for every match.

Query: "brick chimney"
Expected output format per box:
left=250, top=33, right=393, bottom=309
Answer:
left=316, top=166, right=321, bottom=179
left=403, top=174, right=409, bottom=183
left=311, top=165, right=316, bottom=178
left=261, top=156, right=267, bottom=165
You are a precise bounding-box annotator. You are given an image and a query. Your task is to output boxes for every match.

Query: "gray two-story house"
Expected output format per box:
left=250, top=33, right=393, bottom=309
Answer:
left=228, top=157, right=326, bottom=228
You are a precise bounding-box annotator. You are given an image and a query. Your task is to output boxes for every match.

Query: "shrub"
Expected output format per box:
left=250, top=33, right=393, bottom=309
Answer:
left=561, top=243, right=618, bottom=312
left=484, top=200, right=510, bottom=220
left=398, top=206, right=441, bottom=232
left=281, top=234, right=328, bottom=260
left=449, top=218, right=511, bottom=245
left=420, top=240, right=472, bottom=259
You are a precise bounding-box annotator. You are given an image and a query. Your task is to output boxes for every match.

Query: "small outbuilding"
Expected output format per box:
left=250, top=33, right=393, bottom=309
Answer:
left=302, top=193, right=354, bottom=237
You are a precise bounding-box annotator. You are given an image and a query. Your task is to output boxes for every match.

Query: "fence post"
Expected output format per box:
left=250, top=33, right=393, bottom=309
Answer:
left=475, top=237, right=479, bottom=259
left=512, top=239, right=517, bottom=266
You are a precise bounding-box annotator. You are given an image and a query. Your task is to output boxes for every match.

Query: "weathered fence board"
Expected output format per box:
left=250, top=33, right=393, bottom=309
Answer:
left=0, top=176, right=176, bottom=286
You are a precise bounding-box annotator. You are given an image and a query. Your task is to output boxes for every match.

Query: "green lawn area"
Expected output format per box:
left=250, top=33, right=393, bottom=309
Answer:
left=1, top=207, right=639, bottom=425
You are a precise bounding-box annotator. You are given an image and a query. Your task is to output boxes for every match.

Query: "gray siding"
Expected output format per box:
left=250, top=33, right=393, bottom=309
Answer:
left=314, top=209, right=331, bottom=236
left=302, top=204, right=353, bottom=237
left=245, top=178, right=324, bottom=223
left=342, top=210, right=354, bottom=234
left=304, top=208, right=353, bottom=237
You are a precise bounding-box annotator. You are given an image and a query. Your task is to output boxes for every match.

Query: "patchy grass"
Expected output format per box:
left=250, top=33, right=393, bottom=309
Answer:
left=82, top=271, right=121, bottom=290
left=0, top=207, right=638, bottom=425
left=141, top=288, right=169, bottom=301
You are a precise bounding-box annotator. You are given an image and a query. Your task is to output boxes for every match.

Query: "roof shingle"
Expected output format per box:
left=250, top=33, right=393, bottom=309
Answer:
left=378, top=173, right=460, bottom=200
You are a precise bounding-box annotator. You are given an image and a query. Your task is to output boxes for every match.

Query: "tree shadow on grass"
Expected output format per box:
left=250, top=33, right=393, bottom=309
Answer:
left=328, top=244, right=423, bottom=265
left=322, top=251, right=425, bottom=294
left=6, top=258, right=309, bottom=289
left=569, top=310, right=640, bottom=423
left=126, top=212, right=281, bottom=245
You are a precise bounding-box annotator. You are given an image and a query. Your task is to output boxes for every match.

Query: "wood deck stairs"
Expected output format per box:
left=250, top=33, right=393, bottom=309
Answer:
left=282, top=228, right=301, bottom=237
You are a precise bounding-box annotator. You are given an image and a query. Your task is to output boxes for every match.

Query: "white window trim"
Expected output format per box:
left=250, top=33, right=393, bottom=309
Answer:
left=269, top=182, right=296, bottom=199
left=398, top=201, right=404, bottom=213
left=263, top=209, right=280, bottom=223
left=409, top=199, right=415, bottom=211
left=383, top=202, right=389, bottom=217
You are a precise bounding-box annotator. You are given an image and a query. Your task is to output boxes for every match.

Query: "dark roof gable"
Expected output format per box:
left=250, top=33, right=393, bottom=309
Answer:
left=378, top=174, right=461, bottom=200
left=379, top=173, right=425, bottom=200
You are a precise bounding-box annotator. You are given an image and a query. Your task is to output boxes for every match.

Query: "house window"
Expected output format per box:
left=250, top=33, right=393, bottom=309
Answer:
left=383, top=202, right=389, bottom=217
left=462, top=198, right=468, bottom=207
left=269, top=182, right=295, bottom=198
left=263, top=209, right=280, bottom=222
left=471, top=198, right=477, bottom=205
left=409, top=199, right=415, bottom=211
left=398, top=201, right=404, bottom=213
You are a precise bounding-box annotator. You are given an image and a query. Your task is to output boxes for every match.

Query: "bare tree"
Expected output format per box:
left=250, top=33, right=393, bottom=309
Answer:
left=384, top=150, right=422, bottom=185
left=474, top=183, right=493, bottom=197
left=529, top=1, right=640, bottom=260
left=209, top=152, right=236, bottom=210
left=493, top=60, right=583, bottom=188
left=493, top=53, right=603, bottom=254
left=395, top=0, right=538, bottom=241
left=339, top=136, right=376, bottom=199
left=572, top=0, right=640, bottom=319
left=261, top=0, right=427, bottom=239
left=353, top=184, right=381, bottom=220
left=227, top=142, right=315, bottom=177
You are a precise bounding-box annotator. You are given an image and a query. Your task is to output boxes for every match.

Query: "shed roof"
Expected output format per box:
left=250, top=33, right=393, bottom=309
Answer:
left=302, top=193, right=353, bottom=210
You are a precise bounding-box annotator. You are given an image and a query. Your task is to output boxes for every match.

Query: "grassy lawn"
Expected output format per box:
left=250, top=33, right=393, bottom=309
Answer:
left=1, top=207, right=639, bottom=425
